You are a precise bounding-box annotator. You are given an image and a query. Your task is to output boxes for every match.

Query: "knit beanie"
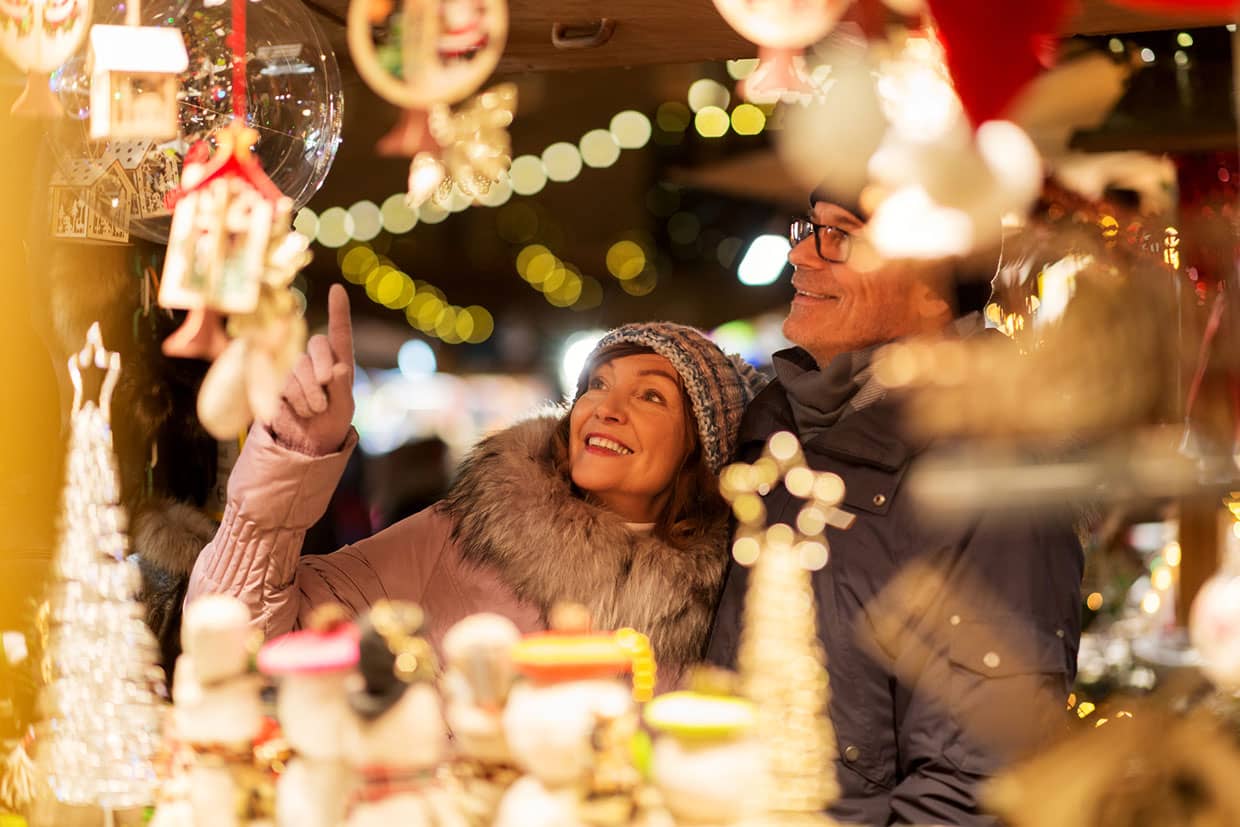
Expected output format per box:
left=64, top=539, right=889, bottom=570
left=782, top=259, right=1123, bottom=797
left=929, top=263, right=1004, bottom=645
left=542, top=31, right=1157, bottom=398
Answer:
left=578, top=323, right=768, bottom=473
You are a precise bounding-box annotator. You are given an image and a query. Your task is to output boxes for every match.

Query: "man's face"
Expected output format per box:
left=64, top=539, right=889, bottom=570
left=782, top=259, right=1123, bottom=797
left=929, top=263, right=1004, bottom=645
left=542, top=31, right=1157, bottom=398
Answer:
left=783, top=200, right=935, bottom=366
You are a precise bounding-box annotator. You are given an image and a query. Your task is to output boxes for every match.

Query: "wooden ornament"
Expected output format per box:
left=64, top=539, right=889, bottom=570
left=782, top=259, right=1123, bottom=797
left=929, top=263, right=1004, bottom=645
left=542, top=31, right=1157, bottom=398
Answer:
left=2, top=0, right=92, bottom=117
left=87, top=23, right=188, bottom=141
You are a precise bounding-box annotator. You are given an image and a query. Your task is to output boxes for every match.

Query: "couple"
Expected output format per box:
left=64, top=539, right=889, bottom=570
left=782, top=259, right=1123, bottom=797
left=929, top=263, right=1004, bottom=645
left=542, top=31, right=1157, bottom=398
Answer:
left=187, top=193, right=1083, bottom=826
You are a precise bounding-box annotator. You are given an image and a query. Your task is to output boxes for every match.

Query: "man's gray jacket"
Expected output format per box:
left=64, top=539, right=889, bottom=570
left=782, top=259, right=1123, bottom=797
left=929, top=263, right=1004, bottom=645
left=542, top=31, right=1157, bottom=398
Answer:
left=706, top=346, right=1083, bottom=826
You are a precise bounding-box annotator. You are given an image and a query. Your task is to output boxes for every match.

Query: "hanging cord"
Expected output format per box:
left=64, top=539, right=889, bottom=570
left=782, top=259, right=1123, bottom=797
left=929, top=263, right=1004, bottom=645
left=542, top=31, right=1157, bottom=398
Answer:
left=230, top=0, right=248, bottom=122
left=1182, top=288, right=1226, bottom=429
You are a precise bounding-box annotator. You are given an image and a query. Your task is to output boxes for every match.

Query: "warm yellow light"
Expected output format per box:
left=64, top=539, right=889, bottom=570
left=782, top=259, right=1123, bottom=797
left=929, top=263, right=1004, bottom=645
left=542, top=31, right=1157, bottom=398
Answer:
left=606, top=240, right=646, bottom=280
left=373, top=269, right=407, bottom=306
left=417, top=201, right=449, bottom=225
left=516, top=244, right=551, bottom=279
left=348, top=200, right=382, bottom=242
left=1141, top=591, right=1161, bottom=614
left=1177, top=31, right=1194, bottom=48
left=730, top=103, right=766, bottom=135
left=732, top=536, right=760, bottom=566
left=694, top=106, right=730, bottom=138
left=316, top=207, right=354, bottom=248
left=526, top=253, right=559, bottom=287
left=620, top=268, right=658, bottom=296
left=1164, top=541, right=1182, bottom=567
left=687, top=78, right=730, bottom=113
left=293, top=208, right=318, bottom=240
left=1152, top=567, right=1173, bottom=591
left=476, top=178, right=513, bottom=208
left=509, top=154, right=548, bottom=196
left=547, top=273, right=583, bottom=307
left=437, top=306, right=463, bottom=344
left=387, top=273, right=416, bottom=309
left=726, top=58, right=758, bottom=80
left=341, top=245, right=378, bottom=284
left=579, top=129, right=621, bottom=169
left=540, top=266, right=567, bottom=295
left=380, top=194, right=418, bottom=234
left=463, top=306, right=494, bottom=343
left=365, top=264, right=394, bottom=301
left=1076, top=701, right=1096, bottom=719
left=610, top=110, right=652, bottom=149
left=656, top=101, right=692, bottom=133
left=1086, top=592, right=1103, bottom=611
left=542, top=142, right=583, bottom=183
left=572, top=276, right=604, bottom=310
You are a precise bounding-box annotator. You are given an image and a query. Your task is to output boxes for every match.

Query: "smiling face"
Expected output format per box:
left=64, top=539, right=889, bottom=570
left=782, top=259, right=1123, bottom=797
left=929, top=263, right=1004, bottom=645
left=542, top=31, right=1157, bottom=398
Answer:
left=784, top=201, right=952, bottom=367
left=568, top=353, right=694, bottom=523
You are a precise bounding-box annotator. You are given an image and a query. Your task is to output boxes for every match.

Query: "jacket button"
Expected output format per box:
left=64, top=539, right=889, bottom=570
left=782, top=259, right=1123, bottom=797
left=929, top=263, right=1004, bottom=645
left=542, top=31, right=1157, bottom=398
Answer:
left=872, top=494, right=887, bottom=507
left=843, top=745, right=860, bottom=762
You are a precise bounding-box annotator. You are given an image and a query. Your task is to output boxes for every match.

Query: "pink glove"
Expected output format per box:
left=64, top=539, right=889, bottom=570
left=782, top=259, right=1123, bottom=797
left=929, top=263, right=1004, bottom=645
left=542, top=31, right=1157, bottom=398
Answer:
left=267, top=284, right=356, bottom=457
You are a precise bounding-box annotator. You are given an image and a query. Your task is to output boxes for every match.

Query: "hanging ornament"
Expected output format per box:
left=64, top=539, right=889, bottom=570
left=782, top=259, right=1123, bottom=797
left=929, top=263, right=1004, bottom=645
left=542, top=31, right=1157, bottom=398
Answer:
left=1, top=0, right=91, bottom=117
left=348, top=0, right=513, bottom=206
left=711, top=0, right=852, bottom=104
left=159, top=121, right=310, bottom=439
left=924, top=0, right=1069, bottom=127
left=85, top=0, right=188, bottom=141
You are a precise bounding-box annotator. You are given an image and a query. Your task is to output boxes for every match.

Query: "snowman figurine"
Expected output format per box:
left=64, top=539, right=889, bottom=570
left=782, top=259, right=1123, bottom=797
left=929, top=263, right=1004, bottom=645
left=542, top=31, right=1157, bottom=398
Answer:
left=441, top=613, right=523, bottom=827
left=642, top=671, right=765, bottom=826
left=494, top=604, right=643, bottom=827
left=258, top=604, right=361, bottom=827
left=344, top=600, right=468, bottom=827
left=172, top=595, right=266, bottom=827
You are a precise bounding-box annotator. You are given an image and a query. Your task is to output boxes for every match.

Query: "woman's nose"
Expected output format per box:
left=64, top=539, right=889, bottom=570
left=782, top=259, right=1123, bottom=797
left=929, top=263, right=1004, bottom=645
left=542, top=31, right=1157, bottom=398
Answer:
left=593, top=390, right=628, bottom=423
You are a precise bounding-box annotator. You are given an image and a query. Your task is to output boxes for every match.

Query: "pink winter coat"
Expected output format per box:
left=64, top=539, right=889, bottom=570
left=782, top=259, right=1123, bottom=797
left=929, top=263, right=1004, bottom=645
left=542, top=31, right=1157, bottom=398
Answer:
left=187, top=415, right=731, bottom=677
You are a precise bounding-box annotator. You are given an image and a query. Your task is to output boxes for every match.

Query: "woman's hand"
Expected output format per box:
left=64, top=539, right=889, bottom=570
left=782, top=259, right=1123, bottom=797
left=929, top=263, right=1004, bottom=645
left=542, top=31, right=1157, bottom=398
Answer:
left=268, top=284, right=356, bottom=456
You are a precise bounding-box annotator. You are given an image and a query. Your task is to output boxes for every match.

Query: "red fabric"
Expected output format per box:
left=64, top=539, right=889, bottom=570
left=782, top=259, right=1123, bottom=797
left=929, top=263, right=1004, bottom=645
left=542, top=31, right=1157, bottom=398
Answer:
left=926, top=0, right=1070, bottom=126
left=1110, top=0, right=1234, bottom=10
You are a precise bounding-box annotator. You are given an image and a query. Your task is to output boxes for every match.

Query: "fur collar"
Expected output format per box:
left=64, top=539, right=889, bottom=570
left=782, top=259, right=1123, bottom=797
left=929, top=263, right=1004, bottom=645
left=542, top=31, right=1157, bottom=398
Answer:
left=442, top=414, right=731, bottom=674
left=133, top=497, right=218, bottom=576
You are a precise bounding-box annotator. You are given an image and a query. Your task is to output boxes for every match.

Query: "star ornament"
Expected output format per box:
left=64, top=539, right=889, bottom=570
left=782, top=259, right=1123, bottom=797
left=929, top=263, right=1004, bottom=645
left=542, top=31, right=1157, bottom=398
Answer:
left=719, top=431, right=855, bottom=571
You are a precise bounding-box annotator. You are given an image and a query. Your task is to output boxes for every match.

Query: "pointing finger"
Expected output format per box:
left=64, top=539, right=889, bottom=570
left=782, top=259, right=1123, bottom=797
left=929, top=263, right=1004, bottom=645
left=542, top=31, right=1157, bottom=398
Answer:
left=327, top=284, right=354, bottom=374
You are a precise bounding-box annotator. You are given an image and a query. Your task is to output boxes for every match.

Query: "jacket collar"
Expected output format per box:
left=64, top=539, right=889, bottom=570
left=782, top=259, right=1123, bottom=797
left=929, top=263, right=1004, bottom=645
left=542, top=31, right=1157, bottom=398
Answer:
left=739, top=347, right=929, bottom=472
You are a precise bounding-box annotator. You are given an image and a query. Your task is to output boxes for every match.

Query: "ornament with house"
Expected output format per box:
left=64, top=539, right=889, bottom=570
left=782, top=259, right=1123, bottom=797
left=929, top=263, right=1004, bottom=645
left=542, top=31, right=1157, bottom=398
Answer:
left=88, top=22, right=188, bottom=141
left=106, top=138, right=184, bottom=219
left=49, top=151, right=136, bottom=243
left=1, top=0, right=91, bottom=116
left=159, top=120, right=311, bottom=439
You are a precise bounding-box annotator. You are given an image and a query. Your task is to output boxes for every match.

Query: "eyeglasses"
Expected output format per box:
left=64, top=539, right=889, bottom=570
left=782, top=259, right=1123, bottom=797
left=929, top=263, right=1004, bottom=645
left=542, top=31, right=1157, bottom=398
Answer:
left=789, top=218, right=853, bottom=264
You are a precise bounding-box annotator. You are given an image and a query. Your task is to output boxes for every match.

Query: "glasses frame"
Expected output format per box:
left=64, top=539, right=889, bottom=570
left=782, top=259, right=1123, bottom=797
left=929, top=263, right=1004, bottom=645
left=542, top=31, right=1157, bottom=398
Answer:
left=789, top=218, right=853, bottom=264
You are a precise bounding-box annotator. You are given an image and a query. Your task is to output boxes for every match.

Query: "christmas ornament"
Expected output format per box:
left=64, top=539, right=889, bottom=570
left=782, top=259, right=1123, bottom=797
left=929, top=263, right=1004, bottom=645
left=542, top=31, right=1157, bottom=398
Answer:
left=33, top=322, right=165, bottom=812
left=86, top=0, right=188, bottom=141
left=169, top=595, right=268, bottom=827
left=495, top=604, right=645, bottom=827
left=158, top=120, right=310, bottom=439
left=711, top=0, right=851, bottom=103
left=924, top=0, right=1069, bottom=127
left=343, top=600, right=465, bottom=827
left=1190, top=568, right=1240, bottom=692
left=440, top=614, right=523, bottom=827
left=48, top=145, right=137, bottom=243
left=718, top=431, right=853, bottom=820
left=348, top=0, right=513, bottom=207
left=1, top=0, right=91, bottom=117
left=643, top=680, right=765, bottom=826
left=47, top=0, right=343, bottom=243
left=259, top=605, right=360, bottom=827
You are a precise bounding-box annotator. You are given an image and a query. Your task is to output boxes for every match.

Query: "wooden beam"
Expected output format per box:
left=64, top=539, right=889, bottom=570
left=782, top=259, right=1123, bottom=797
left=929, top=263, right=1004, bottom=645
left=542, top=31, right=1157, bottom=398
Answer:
left=1065, top=1, right=1234, bottom=35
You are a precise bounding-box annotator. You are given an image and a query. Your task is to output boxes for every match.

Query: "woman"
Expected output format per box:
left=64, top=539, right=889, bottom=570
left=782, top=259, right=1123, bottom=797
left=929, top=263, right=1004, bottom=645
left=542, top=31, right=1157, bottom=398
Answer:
left=187, top=285, right=764, bottom=676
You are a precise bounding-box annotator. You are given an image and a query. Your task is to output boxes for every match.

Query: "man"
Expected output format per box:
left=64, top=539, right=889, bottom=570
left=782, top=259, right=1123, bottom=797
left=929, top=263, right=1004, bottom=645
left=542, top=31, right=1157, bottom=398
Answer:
left=705, top=192, right=1083, bottom=826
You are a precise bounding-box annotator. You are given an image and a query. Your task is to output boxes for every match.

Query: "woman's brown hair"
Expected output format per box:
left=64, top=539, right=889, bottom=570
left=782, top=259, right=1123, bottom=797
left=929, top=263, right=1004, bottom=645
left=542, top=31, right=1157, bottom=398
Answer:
left=543, top=342, right=726, bottom=548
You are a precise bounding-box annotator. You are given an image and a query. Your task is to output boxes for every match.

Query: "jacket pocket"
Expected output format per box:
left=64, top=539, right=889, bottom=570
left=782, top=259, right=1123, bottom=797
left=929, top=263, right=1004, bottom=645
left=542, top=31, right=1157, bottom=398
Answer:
left=943, top=617, right=1071, bottom=775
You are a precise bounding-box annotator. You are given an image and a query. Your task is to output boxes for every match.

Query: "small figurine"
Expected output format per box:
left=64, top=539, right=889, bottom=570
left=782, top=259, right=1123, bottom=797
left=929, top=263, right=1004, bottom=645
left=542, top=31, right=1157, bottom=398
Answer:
left=171, top=595, right=265, bottom=827
left=494, top=604, right=643, bottom=827
left=258, top=604, right=361, bottom=827
left=643, top=672, right=765, bottom=826
left=344, top=600, right=467, bottom=827
left=1190, top=568, right=1240, bottom=692
left=441, top=613, right=522, bottom=827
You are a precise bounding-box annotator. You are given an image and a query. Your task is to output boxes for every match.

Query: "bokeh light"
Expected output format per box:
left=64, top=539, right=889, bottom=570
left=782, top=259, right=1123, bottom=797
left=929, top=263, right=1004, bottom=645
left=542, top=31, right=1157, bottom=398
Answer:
left=476, top=178, right=513, bottom=207
left=316, top=207, right=354, bottom=248
left=497, top=203, right=539, bottom=243
left=609, top=110, right=653, bottom=149
left=606, top=240, right=646, bottom=280
left=418, top=201, right=449, bottom=225
left=656, top=101, right=692, bottom=133
left=694, top=106, right=730, bottom=138
left=688, top=78, right=731, bottom=113
left=293, top=208, right=318, bottom=241
left=573, top=276, right=604, bottom=311
left=348, top=200, right=382, bottom=242
left=462, top=306, right=494, bottom=343
left=542, top=142, right=584, bottom=182
left=509, top=154, right=548, bottom=196
left=380, top=193, right=417, bottom=234
left=398, top=338, right=437, bottom=377
left=620, top=268, right=658, bottom=296
left=668, top=212, right=701, bottom=245
left=726, top=58, right=759, bottom=80
left=579, top=129, right=622, bottom=169
left=340, top=245, right=379, bottom=284
left=731, top=103, right=766, bottom=135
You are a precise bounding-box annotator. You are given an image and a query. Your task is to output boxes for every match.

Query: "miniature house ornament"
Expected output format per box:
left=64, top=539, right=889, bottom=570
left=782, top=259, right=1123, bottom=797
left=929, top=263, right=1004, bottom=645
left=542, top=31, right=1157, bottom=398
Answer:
left=712, top=0, right=852, bottom=103
left=2, top=0, right=92, bottom=116
left=87, top=10, right=189, bottom=141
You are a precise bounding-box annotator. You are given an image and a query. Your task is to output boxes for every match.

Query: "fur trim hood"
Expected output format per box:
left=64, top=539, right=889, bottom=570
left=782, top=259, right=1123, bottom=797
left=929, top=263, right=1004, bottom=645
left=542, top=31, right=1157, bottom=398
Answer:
left=133, top=497, right=218, bottom=576
left=442, top=414, right=731, bottom=672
